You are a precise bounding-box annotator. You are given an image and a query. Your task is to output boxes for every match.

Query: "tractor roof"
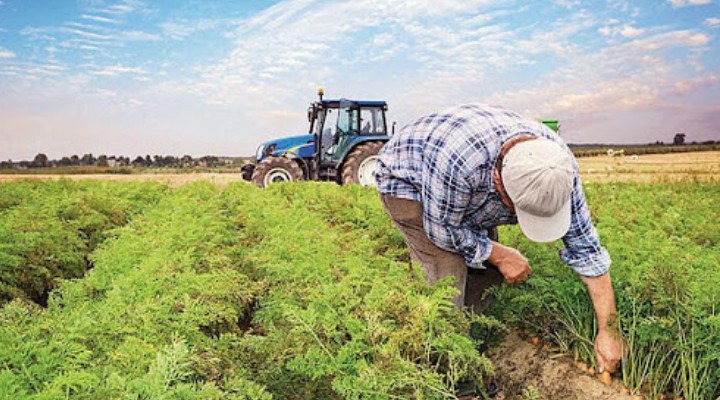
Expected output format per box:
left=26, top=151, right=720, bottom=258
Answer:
left=322, top=99, right=387, bottom=108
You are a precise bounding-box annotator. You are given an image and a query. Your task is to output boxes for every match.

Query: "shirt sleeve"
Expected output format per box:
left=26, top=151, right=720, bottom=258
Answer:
left=420, top=159, right=492, bottom=269
left=560, top=172, right=611, bottom=277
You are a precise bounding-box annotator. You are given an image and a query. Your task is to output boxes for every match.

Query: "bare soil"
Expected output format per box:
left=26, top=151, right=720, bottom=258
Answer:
left=487, top=332, right=631, bottom=400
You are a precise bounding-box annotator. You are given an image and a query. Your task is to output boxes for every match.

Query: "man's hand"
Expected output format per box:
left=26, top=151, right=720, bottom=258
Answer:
left=595, top=328, right=624, bottom=373
left=487, top=242, right=531, bottom=284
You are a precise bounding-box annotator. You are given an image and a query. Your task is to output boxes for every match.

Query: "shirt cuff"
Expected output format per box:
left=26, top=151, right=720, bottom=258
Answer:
left=560, top=247, right=611, bottom=277
left=467, top=239, right=493, bottom=269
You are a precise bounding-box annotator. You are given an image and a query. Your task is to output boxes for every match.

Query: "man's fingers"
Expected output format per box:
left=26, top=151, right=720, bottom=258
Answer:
left=596, top=352, right=607, bottom=370
left=596, top=346, right=619, bottom=374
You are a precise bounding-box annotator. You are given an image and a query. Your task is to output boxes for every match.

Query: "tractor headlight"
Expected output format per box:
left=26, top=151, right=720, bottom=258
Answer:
left=256, top=144, right=265, bottom=160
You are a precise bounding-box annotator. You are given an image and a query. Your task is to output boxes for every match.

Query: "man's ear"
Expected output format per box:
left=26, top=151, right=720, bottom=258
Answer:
left=492, top=168, right=501, bottom=188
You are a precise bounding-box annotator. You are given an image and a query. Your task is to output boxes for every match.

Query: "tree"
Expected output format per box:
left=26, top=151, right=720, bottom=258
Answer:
left=70, top=155, right=80, bottom=166
left=181, top=155, right=194, bottom=168
left=58, top=157, right=73, bottom=167
left=673, top=133, right=686, bottom=145
left=96, top=155, right=108, bottom=167
left=80, top=153, right=96, bottom=166
left=132, top=156, right=146, bottom=167
left=32, top=153, right=49, bottom=168
left=164, top=155, right=178, bottom=167
left=199, top=156, right=220, bottom=168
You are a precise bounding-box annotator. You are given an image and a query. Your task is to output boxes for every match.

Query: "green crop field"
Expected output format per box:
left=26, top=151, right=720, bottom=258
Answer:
left=0, top=180, right=718, bottom=399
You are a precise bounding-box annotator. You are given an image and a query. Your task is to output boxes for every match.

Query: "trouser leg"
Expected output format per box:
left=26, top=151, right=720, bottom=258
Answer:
left=465, top=264, right=505, bottom=313
left=380, top=194, right=467, bottom=308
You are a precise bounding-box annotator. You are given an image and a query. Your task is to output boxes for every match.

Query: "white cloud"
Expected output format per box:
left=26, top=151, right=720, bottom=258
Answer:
left=65, top=22, right=111, bottom=32
left=619, top=25, right=645, bottom=38
left=62, top=27, right=113, bottom=40
left=632, top=31, right=709, bottom=48
left=160, top=19, right=220, bottom=40
left=599, top=22, right=645, bottom=39
left=667, top=0, right=711, bottom=7
left=192, top=0, right=547, bottom=109
left=553, top=0, right=579, bottom=9
left=94, top=88, right=119, bottom=98
left=91, top=65, right=146, bottom=77
left=93, top=0, right=146, bottom=16
left=670, top=74, right=719, bottom=95
left=0, top=47, right=15, bottom=58
left=706, top=17, right=720, bottom=26
left=80, top=14, right=121, bottom=25
left=121, top=30, right=160, bottom=41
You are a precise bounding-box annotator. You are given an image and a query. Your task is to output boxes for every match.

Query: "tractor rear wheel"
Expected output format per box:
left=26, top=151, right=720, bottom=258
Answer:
left=251, top=156, right=304, bottom=188
left=342, top=141, right=384, bottom=187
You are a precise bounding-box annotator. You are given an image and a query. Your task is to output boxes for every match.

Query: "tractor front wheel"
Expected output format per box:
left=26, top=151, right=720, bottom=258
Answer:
left=241, top=164, right=255, bottom=181
left=342, top=141, right=385, bottom=187
left=251, top=157, right=304, bottom=188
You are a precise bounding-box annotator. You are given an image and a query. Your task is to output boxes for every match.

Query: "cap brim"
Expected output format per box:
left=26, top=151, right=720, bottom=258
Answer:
left=515, top=198, right=572, bottom=243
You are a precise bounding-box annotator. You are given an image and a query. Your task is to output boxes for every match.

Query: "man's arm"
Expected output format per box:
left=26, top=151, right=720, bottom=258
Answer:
left=562, top=172, right=623, bottom=372
left=421, top=172, right=493, bottom=268
left=420, top=139, right=495, bottom=268
left=486, top=241, right=531, bottom=284
left=582, top=273, right=623, bottom=373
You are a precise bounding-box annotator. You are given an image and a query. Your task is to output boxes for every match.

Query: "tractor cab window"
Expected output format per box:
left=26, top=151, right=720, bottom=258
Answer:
left=321, top=108, right=338, bottom=155
left=337, top=103, right=359, bottom=136
left=359, top=108, right=386, bottom=135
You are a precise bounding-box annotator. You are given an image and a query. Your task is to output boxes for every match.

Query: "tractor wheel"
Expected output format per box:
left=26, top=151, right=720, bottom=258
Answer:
left=341, top=141, right=385, bottom=187
left=251, top=156, right=304, bottom=188
left=241, top=164, right=255, bottom=181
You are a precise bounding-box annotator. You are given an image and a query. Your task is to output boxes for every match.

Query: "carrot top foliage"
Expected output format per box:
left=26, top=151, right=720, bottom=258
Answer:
left=0, top=181, right=498, bottom=399
left=0, top=180, right=717, bottom=399
left=490, top=182, right=720, bottom=399
left=0, top=180, right=167, bottom=305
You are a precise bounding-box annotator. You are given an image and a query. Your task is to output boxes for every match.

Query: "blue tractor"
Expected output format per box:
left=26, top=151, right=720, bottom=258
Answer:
left=242, top=89, right=394, bottom=188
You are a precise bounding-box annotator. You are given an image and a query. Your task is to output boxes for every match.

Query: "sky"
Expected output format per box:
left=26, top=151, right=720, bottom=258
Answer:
left=0, top=0, right=719, bottom=160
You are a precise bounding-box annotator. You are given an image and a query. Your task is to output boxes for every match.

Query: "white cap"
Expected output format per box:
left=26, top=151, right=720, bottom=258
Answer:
left=501, top=138, right=574, bottom=242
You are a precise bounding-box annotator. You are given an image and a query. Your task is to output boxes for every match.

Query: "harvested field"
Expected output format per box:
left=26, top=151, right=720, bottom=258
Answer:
left=577, top=150, right=720, bottom=183
left=2, top=150, right=718, bottom=185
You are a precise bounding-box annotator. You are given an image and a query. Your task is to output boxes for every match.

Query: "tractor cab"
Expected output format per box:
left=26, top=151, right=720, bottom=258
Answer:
left=243, top=89, right=393, bottom=187
left=309, top=93, right=390, bottom=164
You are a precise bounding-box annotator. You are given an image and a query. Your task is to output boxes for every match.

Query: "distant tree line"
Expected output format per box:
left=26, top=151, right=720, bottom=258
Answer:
left=0, top=153, right=242, bottom=170
left=566, top=133, right=717, bottom=148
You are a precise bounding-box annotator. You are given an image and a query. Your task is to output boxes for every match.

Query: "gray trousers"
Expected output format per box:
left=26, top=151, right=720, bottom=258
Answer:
left=380, top=194, right=504, bottom=310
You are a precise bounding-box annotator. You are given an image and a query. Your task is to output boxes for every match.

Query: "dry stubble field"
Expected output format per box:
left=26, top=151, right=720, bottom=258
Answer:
left=1, top=150, right=718, bottom=185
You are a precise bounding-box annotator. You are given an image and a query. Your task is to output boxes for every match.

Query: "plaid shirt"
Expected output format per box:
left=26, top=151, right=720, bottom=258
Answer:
left=376, top=104, right=610, bottom=277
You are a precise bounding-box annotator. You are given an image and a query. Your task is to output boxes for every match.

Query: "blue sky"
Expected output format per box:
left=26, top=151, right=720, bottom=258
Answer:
left=0, top=0, right=718, bottom=160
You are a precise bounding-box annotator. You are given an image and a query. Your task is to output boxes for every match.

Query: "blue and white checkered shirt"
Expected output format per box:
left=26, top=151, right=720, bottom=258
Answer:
left=376, top=103, right=610, bottom=277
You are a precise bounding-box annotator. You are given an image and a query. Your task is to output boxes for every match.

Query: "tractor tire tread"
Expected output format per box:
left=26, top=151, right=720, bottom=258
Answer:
left=342, top=141, right=385, bottom=186
left=251, top=156, right=304, bottom=188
